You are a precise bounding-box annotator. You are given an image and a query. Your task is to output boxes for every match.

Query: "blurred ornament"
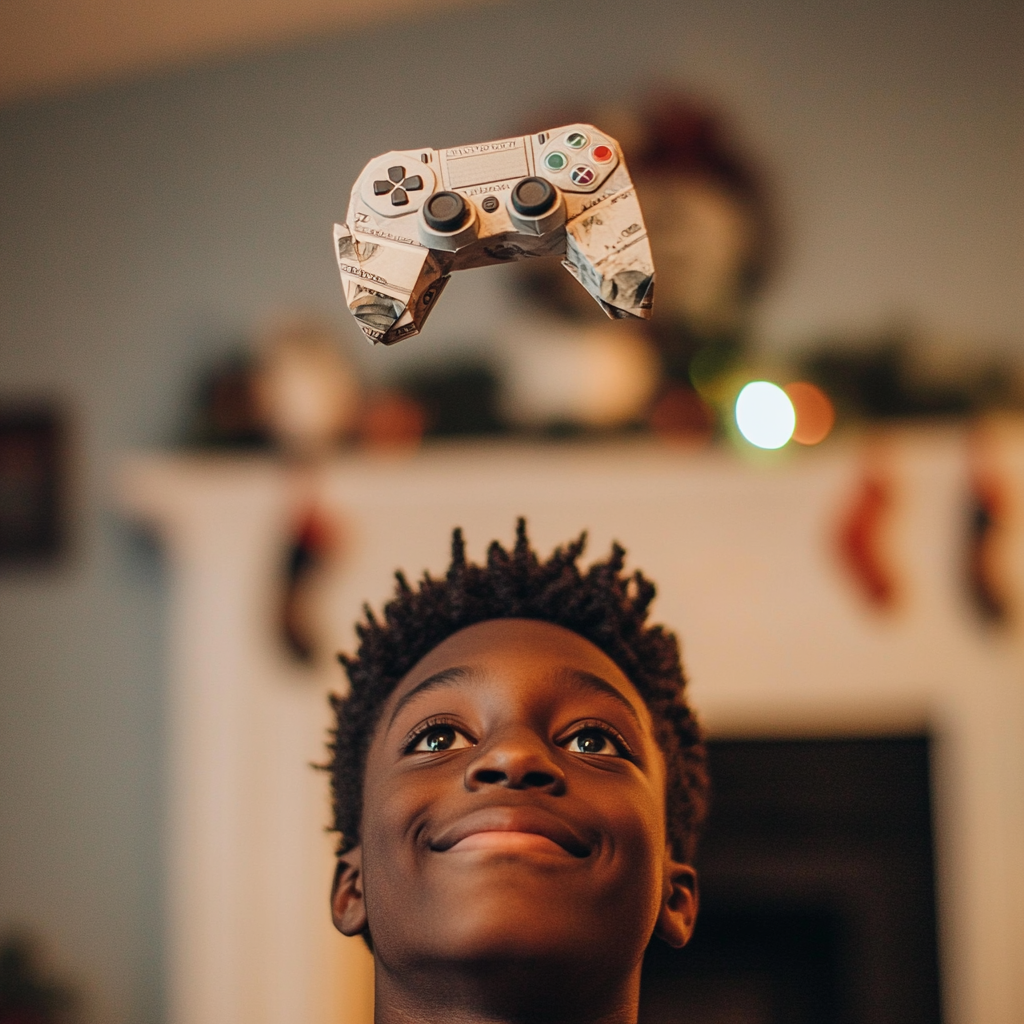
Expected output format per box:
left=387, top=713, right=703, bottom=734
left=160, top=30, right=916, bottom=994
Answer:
left=279, top=499, right=343, bottom=665
left=648, top=386, right=715, bottom=442
left=964, top=472, right=1009, bottom=624
left=359, top=390, right=427, bottom=451
left=253, top=321, right=361, bottom=458
left=837, top=468, right=898, bottom=609
left=785, top=381, right=836, bottom=445
left=964, top=433, right=1012, bottom=625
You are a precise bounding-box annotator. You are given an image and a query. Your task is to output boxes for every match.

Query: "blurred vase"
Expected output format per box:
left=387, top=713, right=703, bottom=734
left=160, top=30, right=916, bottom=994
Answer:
left=499, top=319, right=659, bottom=431
left=253, top=320, right=361, bottom=458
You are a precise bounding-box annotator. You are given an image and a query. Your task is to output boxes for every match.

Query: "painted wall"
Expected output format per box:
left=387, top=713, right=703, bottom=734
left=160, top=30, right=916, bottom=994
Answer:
left=0, top=0, right=1021, bottom=1019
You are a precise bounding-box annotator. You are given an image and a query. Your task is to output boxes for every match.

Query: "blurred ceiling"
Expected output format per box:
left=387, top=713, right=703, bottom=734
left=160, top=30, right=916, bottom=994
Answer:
left=0, top=0, right=495, bottom=107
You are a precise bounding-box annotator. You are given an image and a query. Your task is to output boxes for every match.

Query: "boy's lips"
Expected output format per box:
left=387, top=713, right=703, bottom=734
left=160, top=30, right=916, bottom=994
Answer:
left=429, top=806, right=592, bottom=858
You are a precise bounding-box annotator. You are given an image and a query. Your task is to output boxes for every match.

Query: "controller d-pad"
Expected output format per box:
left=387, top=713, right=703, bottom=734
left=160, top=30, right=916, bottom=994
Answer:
left=371, top=168, right=424, bottom=205
left=360, top=155, right=437, bottom=217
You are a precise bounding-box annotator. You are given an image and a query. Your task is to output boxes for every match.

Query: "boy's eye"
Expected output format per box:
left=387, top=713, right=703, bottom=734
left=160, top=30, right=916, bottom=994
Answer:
left=410, top=725, right=474, bottom=753
left=566, top=729, right=621, bottom=756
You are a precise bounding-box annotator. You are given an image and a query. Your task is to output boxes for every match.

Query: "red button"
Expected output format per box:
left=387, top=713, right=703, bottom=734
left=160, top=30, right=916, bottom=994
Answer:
left=592, top=145, right=613, bottom=163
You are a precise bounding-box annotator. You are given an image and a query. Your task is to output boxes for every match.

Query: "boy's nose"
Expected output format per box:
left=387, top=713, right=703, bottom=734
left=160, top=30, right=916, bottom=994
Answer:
left=464, top=730, right=566, bottom=794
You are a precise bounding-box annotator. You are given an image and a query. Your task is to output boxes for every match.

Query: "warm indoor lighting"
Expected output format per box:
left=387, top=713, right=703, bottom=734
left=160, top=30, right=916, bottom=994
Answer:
left=785, top=381, right=835, bottom=445
left=735, top=381, right=796, bottom=449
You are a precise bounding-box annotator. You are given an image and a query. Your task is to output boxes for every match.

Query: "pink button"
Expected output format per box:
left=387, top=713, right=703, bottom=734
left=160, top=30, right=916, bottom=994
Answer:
left=592, top=145, right=613, bottom=163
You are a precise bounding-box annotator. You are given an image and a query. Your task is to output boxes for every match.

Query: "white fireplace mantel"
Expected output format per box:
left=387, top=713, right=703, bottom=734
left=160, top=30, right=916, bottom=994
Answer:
left=120, top=431, right=1024, bottom=1024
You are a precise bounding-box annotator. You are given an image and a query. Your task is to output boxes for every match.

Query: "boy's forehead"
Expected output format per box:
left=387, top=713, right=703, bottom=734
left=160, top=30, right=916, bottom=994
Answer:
left=386, top=618, right=650, bottom=720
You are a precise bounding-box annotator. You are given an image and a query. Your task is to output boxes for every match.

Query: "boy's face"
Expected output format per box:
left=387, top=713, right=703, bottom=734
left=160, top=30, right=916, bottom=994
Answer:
left=333, top=618, right=696, bottom=979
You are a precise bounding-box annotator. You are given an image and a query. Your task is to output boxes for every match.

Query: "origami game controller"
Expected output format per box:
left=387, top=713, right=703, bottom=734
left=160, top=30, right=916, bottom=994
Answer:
left=334, top=124, right=655, bottom=345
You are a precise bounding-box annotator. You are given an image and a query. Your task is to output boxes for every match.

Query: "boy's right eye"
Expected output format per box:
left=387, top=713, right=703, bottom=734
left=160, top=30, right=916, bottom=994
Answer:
left=408, top=724, right=474, bottom=754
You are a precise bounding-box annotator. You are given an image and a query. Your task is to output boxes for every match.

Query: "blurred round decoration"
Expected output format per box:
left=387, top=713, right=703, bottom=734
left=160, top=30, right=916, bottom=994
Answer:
left=649, top=386, right=716, bottom=442
left=253, top=320, right=361, bottom=458
left=500, top=322, right=659, bottom=431
left=735, top=381, right=795, bottom=449
left=359, top=390, right=427, bottom=451
left=785, top=381, right=835, bottom=445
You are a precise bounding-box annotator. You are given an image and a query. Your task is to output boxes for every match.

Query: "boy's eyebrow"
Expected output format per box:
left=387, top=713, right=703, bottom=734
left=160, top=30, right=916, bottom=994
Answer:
left=385, top=665, right=643, bottom=732
left=555, top=668, right=644, bottom=728
left=387, top=666, right=472, bottom=730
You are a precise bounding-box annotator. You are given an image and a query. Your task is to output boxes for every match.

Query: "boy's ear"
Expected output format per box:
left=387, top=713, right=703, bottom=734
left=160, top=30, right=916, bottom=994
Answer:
left=654, top=852, right=698, bottom=949
left=330, top=846, right=369, bottom=937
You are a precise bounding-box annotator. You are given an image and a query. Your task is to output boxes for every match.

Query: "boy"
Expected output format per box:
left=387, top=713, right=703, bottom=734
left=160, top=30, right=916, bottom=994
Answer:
left=326, top=521, right=708, bottom=1024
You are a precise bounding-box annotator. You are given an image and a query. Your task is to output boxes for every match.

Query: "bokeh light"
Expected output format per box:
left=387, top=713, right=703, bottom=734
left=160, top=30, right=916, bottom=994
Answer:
left=735, top=381, right=796, bottom=449
left=785, top=381, right=835, bottom=445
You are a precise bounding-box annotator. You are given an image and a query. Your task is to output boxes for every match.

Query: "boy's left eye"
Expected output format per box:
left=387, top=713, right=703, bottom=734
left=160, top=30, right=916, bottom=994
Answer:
left=564, top=729, right=621, bottom=757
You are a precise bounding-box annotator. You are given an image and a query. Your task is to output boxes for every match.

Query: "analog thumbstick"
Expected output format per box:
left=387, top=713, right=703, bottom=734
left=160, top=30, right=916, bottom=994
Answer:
left=423, top=191, right=469, bottom=232
left=511, top=177, right=557, bottom=217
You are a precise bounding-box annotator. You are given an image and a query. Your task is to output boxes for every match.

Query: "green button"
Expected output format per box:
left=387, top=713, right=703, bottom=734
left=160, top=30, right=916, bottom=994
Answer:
left=544, top=151, right=568, bottom=171
left=565, top=132, right=588, bottom=149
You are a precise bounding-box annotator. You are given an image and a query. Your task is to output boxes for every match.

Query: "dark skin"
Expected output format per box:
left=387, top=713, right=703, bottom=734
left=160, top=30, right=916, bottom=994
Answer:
left=332, top=619, right=698, bottom=1024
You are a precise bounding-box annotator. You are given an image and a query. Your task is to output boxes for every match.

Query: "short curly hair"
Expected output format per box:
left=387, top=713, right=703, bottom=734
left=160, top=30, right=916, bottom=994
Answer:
left=326, top=520, right=708, bottom=863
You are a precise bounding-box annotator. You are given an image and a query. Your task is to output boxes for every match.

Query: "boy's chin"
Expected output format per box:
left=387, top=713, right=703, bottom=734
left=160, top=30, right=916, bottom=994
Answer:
left=409, top=911, right=621, bottom=968
left=383, top=885, right=650, bottom=972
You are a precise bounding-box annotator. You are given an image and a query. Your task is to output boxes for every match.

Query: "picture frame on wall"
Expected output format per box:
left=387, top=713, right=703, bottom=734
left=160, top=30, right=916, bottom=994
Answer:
left=0, top=406, right=65, bottom=565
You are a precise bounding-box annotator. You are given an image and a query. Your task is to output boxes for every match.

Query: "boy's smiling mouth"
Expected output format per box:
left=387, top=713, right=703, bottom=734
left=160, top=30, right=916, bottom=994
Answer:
left=448, top=831, right=569, bottom=855
left=428, top=805, right=593, bottom=858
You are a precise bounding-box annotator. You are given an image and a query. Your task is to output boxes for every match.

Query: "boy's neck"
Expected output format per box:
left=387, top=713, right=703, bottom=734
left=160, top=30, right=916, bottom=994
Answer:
left=372, top=957, right=642, bottom=1024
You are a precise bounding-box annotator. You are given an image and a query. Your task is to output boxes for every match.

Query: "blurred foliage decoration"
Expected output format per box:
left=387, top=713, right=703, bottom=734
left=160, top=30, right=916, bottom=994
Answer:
left=397, top=361, right=507, bottom=438
left=795, top=327, right=1024, bottom=422
left=0, top=936, right=76, bottom=1024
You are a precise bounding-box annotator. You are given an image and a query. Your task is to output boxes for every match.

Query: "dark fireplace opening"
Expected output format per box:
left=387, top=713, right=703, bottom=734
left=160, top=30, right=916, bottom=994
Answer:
left=639, top=736, right=943, bottom=1024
